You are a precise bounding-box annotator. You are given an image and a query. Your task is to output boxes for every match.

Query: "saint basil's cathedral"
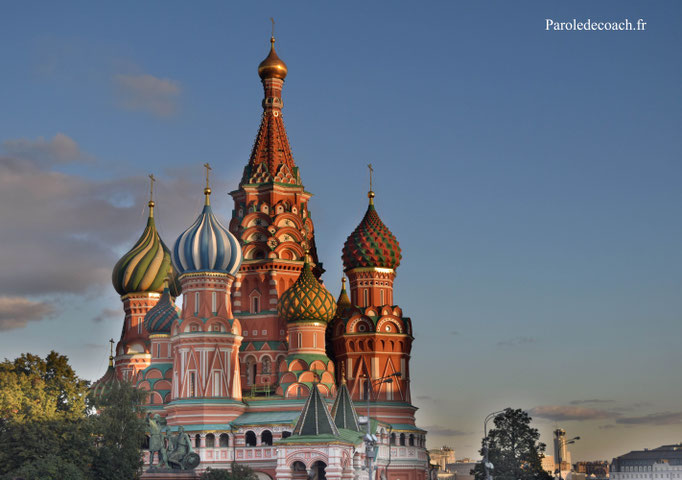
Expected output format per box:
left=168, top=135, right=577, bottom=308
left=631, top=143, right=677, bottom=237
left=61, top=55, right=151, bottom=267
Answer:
left=92, top=35, right=428, bottom=480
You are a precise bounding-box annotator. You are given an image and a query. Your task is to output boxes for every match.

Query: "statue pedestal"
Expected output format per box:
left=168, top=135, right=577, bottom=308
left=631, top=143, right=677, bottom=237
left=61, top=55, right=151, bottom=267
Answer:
left=142, top=471, right=200, bottom=480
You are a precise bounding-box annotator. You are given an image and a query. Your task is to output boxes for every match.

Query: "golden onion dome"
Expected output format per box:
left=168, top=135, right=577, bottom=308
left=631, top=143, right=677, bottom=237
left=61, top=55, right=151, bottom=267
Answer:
left=258, top=37, right=288, bottom=80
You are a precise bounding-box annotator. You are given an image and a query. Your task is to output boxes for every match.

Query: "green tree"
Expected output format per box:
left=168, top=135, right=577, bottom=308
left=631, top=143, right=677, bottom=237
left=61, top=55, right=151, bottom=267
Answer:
left=201, top=464, right=259, bottom=480
left=0, top=351, right=90, bottom=427
left=89, top=381, right=148, bottom=480
left=473, top=408, right=552, bottom=480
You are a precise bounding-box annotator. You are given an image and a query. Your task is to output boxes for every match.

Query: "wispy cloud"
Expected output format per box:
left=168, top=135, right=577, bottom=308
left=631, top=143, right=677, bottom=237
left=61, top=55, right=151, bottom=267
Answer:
left=497, top=336, right=536, bottom=347
left=92, top=308, right=120, bottom=323
left=529, top=405, right=615, bottom=421
left=569, top=399, right=615, bottom=406
left=0, top=296, right=55, bottom=331
left=3, top=133, right=93, bottom=166
left=616, top=411, right=682, bottom=426
left=114, top=73, right=181, bottom=117
left=423, top=425, right=472, bottom=437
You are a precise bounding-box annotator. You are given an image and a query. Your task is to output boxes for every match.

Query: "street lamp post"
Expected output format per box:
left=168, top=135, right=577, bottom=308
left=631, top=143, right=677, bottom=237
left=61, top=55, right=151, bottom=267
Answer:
left=363, top=372, right=402, bottom=480
left=482, top=411, right=505, bottom=480
left=554, top=430, right=580, bottom=480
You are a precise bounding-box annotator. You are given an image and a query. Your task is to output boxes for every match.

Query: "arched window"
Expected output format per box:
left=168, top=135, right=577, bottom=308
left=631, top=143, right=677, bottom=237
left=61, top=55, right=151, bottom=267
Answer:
left=282, top=431, right=292, bottom=439
left=262, top=356, right=272, bottom=374
left=251, top=296, right=260, bottom=314
left=297, top=332, right=302, bottom=348
left=206, top=433, right=215, bottom=448
left=219, top=433, right=229, bottom=447
left=363, top=289, right=369, bottom=306
left=400, top=433, right=406, bottom=446
left=380, top=289, right=385, bottom=305
left=390, top=433, right=396, bottom=445
left=195, top=434, right=201, bottom=448
left=245, top=431, right=257, bottom=447
left=409, top=434, right=415, bottom=446
left=261, top=430, right=273, bottom=446
left=195, top=292, right=200, bottom=314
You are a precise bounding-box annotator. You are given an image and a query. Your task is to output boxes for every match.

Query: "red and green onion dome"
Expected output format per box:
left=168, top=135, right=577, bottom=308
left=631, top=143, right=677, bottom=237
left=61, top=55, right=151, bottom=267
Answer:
left=342, top=192, right=402, bottom=271
left=143, top=284, right=180, bottom=335
left=278, top=258, right=337, bottom=323
left=112, top=201, right=180, bottom=297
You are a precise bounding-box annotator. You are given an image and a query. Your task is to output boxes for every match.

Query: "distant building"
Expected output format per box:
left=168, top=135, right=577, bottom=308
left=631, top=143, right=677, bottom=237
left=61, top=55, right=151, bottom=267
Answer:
left=611, top=444, right=682, bottom=480
left=429, top=446, right=456, bottom=471
left=575, top=461, right=609, bottom=478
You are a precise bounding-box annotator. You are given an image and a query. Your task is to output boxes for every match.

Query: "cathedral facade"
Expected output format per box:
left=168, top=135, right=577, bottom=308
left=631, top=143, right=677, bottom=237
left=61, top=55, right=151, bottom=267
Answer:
left=93, top=35, right=428, bottom=480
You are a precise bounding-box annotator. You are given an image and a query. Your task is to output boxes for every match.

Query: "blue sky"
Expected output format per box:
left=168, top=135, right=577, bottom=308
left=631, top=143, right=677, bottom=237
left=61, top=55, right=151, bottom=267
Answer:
left=1, top=0, right=681, bottom=461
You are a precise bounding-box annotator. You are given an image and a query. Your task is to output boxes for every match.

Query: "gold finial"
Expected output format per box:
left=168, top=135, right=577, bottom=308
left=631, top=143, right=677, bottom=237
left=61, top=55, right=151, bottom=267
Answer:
left=108, top=338, right=115, bottom=367
left=148, top=174, right=156, bottom=216
left=270, top=17, right=275, bottom=39
left=367, top=163, right=375, bottom=205
left=342, top=276, right=347, bottom=288
left=203, top=163, right=212, bottom=205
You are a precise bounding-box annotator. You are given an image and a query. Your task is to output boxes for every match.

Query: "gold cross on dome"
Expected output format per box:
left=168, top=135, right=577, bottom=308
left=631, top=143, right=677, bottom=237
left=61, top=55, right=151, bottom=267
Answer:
left=203, top=163, right=212, bottom=189
left=148, top=174, right=155, bottom=202
left=368, top=163, right=374, bottom=191
left=270, top=17, right=275, bottom=38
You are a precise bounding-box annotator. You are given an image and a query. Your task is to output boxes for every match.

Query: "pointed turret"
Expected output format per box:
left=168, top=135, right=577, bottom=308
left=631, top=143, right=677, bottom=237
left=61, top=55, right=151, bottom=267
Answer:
left=331, top=381, right=361, bottom=432
left=241, top=35, right=299, bottom=186
left=292, top=383, right=339, bottom=437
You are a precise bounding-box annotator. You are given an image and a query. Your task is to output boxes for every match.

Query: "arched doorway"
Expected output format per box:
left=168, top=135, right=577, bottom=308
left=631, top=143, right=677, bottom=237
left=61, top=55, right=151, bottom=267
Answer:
left=310, top=460, right=327, bottom=480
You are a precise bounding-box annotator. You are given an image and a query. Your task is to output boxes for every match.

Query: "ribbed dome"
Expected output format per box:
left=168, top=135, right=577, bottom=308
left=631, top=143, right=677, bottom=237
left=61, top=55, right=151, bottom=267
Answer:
left=173, top=198, right=242, bottom=276
left=258, top=37, right=288, bottom=80
left=278, top=259, right=336, bottom=323
left=112, top=203, right=181, bottom=296
left=90, top=364, right=122, bottom=399
left=342, top=198, right=402, bottom=271
left=144, top=285, right=180, bottom=335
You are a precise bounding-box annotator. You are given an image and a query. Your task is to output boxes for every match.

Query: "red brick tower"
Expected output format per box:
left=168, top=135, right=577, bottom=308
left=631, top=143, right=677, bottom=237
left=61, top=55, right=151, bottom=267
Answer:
left=331, top=185, right=417, bottom=427
left=229, top=36, right=323, bottom=396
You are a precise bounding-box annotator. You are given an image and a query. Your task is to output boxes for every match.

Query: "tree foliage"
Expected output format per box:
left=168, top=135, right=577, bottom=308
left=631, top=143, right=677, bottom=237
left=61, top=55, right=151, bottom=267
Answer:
left=201, top=464, right=259, bottom=480
left=0, top=352, right=146, bottom=480
left=89, top=381, right=148, bottom=480
left=473, top=408, right=552, bottom=480
left=0, top=351, right=90, bottom=429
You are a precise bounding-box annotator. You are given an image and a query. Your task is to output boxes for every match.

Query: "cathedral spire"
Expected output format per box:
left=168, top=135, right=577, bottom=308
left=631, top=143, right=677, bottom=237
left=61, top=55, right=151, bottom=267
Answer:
left=242, top=32, right=299, bottom=186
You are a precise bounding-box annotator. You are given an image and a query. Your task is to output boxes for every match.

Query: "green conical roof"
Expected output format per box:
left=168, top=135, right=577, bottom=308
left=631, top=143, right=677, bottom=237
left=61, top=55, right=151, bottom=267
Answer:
left=331, top=382, right=361, bottom=432
left=292, top=383, right=339, bottom=437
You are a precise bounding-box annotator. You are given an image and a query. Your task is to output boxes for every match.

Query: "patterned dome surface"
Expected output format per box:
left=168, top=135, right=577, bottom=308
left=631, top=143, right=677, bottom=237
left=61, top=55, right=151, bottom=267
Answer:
left=342, top=203, right=402, bottom=270
left=90, top=364, right=121, bottom=398
left=173, top=203, right=242, bottom=275
left=278, top=260, right=337, bottom=323
left=112, top=210, right=180, bottom=296
left=144, top=286, right=180, bottom=335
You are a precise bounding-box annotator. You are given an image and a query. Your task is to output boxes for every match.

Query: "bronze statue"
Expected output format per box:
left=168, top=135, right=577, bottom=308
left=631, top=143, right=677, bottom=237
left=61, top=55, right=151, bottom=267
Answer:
left=146, top=414, right=169, bottom=469
left=167, top=426, right=200, bottom=470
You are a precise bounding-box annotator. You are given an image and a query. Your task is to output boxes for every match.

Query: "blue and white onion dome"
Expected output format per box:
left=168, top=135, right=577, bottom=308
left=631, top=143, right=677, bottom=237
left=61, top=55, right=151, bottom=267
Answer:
left=173, top=184, right=242, bottom=276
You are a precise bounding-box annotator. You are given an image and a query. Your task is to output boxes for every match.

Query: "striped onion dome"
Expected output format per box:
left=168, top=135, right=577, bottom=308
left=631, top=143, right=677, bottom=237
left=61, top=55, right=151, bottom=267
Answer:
left=112, top=202, right=181, bottom=296
left=278, top=257, right=337, bottom=323
left=144, top=283, right=180, bottom=335
left=342, top=192, right=402, bottom=271
left=173, top=191, right=242, bottom=276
